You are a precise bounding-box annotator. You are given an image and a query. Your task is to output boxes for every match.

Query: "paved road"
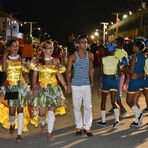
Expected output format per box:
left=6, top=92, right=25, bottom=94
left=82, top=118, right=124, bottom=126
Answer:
left=0, top=66, right=148, bottom=148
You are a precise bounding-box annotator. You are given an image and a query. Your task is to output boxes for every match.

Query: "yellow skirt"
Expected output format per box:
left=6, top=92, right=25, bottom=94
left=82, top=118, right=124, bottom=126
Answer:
left=0, top=96, right=67, bottom=132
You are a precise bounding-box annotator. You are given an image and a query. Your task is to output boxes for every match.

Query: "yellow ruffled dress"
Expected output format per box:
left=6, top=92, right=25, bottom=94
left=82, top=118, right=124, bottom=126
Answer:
left=30, top=63, right=66, bottom=125
left=0, top=61, right=30, bottom=132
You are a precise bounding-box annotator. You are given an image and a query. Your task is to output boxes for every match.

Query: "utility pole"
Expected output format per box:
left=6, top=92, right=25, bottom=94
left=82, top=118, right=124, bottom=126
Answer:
left=24, top=21, right=37, bottom=35
left=112, top=13, right=120, bottom=37
left=100, top=22, right=108, bottom=45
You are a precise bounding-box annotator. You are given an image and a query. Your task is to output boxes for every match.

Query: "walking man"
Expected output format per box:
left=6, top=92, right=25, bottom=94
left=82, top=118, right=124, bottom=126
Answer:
left=66, top=34, right=94, bottom=137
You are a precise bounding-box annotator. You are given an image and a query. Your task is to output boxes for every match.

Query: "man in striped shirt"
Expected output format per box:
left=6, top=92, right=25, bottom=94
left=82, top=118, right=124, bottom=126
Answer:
left=66, top=34, right=94, bottom=137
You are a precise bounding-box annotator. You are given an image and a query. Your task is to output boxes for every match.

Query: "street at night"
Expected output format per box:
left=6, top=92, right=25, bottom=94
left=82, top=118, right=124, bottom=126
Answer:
left=0, top=0, right=148, bottom=148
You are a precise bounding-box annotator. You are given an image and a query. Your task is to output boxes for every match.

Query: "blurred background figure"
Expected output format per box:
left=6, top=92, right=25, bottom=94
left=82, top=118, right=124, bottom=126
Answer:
left=65, top=33, right=76, bottom=58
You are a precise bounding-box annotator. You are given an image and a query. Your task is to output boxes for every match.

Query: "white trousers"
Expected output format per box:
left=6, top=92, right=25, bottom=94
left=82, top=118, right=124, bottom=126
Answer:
left=71, top=85, right=92, bottom=130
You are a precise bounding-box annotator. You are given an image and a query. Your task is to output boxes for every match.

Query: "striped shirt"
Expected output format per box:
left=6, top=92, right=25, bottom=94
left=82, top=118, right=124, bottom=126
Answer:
left=72, top=51, right=90, bottom=86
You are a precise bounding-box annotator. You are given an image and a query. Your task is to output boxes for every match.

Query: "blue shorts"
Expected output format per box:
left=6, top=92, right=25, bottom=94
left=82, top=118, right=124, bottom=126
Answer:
left=128, top=77, right=145, bottom=93
left=101, top=76, right=118, bottom=92
left=144, top=77, right=148, bottom=89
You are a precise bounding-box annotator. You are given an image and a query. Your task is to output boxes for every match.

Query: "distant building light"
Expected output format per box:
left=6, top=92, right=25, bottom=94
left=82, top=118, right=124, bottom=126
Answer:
left=96, top=29, right=99, bottom=32
left=123, top=14, right=128, bottom=19
left=14, top=20, right=17, bottom=24
left=20, top=23, right=23, bottom=26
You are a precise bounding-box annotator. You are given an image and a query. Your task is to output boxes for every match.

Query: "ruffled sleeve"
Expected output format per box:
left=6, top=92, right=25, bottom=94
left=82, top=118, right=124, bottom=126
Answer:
left=28, top=61, right=38, bottom=71
left=58, top=64, right=66, bottom=73
left=22, top=62, right=30, bottom=73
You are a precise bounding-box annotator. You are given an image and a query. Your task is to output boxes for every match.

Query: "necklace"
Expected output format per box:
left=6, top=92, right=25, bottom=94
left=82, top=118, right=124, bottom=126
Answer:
left=8, top=55, right=20, bottom=60
left=77, top=51, right=87, bottom=69
left=44, top=57, right=53, bottom=61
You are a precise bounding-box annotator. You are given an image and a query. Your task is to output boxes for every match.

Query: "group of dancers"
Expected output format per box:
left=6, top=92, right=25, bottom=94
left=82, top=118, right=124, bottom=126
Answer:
left=98, top=37, right=148, bottom=129
left=0, top=34, right=147, bottom=142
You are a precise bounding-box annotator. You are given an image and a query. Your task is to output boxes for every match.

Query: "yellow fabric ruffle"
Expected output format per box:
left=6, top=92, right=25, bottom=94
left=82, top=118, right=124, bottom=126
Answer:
left=0, top=103, right=67, bottom=132
left=55, top=106, right=67, bottom=116
left=0, top=103, right=30, bottom=132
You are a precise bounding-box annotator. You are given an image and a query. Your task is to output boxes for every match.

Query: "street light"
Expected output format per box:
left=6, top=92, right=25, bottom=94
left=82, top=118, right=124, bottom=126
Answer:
left=33, top=27, right=41, bottom=31
left=23, top=21, right=37, bottom=35
left=94, top=31, right=99, bottom=36
left=123, top=14, right=128, bottom=19
left=129, top=11, right=132, bottom=15
left=110, top=21, right=114, bottom=25
left=90, top=35, right=95, bottom=40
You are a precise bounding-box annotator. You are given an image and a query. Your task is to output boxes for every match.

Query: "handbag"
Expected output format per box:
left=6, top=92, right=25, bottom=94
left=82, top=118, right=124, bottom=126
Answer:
left=5, top=91, right=19, bottom=100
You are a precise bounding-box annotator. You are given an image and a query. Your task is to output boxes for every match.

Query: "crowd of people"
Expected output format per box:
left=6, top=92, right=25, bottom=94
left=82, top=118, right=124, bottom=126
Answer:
left=0, top=34, right=147, bottom=143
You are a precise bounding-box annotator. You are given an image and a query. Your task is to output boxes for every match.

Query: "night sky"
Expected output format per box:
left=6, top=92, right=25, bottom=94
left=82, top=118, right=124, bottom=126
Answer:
left=0, top=0, right=146, bottom=41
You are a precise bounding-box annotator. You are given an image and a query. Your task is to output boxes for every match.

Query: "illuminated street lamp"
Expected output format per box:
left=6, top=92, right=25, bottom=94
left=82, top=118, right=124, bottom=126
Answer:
left=23, top=21, right=37, bottom=35
left=90, top=35, right=95, bottom=40
left=94, top=31, right=99, bottom=36
left=129, top=11, right=132, bottom=15
left=123, top=14, right=128, bottom=19
left=110, top=21, right=114, bottom=25
left=33, top=27, right=41, bottom=31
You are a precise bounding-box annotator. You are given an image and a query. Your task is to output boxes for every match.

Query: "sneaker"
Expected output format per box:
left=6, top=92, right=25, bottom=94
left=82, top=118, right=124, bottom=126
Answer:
left=83, top=129, right=93, bottom=137
left=75, top=128, right=83, bottom=136
left=130, top=121, right=139, bottom=127
left=120, top=108, right=127, bottom=118
left=97, top=121, right=107, bottom=127
left=9, top=125, right=15, bottom=135
left=138, top=113, right=143, bottom=126
left=16, top=135, right=22, bottom=142
left=143, top=107, right=148, bottom=112
left=112, top=121, right=119, bottom=129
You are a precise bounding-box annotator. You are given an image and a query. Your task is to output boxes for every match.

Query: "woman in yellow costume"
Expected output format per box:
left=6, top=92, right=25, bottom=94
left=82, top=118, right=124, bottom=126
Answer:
left=0, top=39, right=30, bottom=142
left=30, top=40, right=67, bottom=141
